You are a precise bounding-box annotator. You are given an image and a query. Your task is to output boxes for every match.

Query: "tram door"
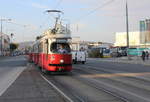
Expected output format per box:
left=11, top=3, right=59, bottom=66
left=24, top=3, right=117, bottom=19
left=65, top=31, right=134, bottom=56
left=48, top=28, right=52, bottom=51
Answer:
left=43, top=39, right=49, bottom=68
left=38, top=42, right=43, bottom=67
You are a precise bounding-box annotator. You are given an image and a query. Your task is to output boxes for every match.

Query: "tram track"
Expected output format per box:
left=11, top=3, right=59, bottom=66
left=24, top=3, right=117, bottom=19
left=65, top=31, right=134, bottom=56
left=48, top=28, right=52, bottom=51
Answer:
left=40, top=71, right=126, bottom=102
left=73, top=64, right=150, bottom=102
left=77, top=63, right=150, bottom=86
left=40, top=74, right=74, bottom=102
left=40, top=71, right=89, bottom=102
left=81, top=64, right=150, bottom=90
left=30, top=63, right=73, bottom=102
left=32, top=61, right=150, bottom=102
left=71, top=72, right=129, bottom=102
left=74, top=67, right=150, bottom=99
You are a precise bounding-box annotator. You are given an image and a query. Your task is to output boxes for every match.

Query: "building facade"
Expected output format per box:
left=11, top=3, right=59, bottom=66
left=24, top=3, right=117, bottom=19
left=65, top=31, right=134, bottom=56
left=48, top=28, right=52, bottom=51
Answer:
left=115, top=19, right=150, bottom=48
left=140, top=19, right=150, bottom=46
left=114, top=32, right=141, bottom=47
left=0, top=33, right=10, bottom=56
left=71, top=37, right=88, bottom=51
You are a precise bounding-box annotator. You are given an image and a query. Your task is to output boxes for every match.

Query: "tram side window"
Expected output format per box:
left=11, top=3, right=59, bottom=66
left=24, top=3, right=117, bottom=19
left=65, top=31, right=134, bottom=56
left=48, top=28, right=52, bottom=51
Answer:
left=38, top=43, right=43, bottom=53
left=50, top=43, right=71, bottom=53
left=33, top=45, right=35, bottom=53
left=35, top=45, right=38, bottom=53
left=45, top=43, right=48, bottom=54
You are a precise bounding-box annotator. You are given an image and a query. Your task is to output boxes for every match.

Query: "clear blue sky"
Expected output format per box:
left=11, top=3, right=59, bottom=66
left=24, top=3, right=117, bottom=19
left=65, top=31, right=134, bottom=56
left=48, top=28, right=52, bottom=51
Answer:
left=0, top=0, right=150, bottom=43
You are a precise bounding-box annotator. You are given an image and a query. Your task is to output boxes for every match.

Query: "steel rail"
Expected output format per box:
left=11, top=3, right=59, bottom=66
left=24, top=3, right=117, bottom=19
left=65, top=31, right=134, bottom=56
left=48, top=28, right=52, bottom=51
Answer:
left=72, top=69, right=130, bottom=102
left=44, top=75, right=86, bottom=102
left=73, top=64, right=150, bottom=102
left=41, top=74, right=74, bottom=102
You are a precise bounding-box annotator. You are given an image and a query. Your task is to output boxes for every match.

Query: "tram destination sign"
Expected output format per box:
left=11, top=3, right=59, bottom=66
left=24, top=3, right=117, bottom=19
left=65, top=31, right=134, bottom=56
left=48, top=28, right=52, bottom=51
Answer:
left=56, top=38, right=68, bottom=42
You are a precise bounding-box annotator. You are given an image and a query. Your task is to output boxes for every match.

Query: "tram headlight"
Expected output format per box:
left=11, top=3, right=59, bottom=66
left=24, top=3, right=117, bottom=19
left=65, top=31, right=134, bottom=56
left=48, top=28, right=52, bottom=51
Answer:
left=60, top=59, right=64, bottom=63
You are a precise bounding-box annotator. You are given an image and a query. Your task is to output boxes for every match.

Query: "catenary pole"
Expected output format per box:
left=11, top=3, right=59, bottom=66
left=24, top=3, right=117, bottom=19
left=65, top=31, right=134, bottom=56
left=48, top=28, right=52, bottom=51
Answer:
left=126, top=0, right=130, bottom=59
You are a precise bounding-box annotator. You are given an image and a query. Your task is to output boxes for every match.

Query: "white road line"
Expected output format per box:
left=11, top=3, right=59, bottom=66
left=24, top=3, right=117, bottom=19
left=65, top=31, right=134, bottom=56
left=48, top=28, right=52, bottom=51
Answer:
left=40, top=74, right=74, bottom=102
left=0, top=67, right=26, bottom=96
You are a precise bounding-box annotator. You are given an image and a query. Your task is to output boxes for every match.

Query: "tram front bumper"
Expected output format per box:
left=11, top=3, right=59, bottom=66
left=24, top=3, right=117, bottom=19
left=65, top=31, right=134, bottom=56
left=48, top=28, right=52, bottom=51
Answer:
left=48, top=64, right=72, bottom=71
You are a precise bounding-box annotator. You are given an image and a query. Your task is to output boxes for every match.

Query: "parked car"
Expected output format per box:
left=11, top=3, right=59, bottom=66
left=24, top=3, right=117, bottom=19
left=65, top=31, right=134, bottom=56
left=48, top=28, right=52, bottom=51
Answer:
left=72, top=51, right=86, bottom=64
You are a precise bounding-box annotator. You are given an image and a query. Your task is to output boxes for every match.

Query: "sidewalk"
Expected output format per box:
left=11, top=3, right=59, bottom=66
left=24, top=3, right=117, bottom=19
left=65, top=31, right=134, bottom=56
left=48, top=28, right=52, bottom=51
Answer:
left=88, top=56, right=150, bottom=66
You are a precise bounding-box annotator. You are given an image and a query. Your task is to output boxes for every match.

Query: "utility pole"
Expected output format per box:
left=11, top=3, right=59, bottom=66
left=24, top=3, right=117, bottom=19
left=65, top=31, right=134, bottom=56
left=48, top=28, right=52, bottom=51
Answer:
left=0, top=18, right=11, bottom=56
left=126, top=0, right=130, bottom=59
left=0, top=19, right=2, bottom=56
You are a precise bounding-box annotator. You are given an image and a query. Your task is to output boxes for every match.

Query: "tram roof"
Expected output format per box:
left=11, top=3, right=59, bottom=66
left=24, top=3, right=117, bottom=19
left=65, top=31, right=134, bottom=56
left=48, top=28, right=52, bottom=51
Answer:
left=33, top=23, right=71, bottom=45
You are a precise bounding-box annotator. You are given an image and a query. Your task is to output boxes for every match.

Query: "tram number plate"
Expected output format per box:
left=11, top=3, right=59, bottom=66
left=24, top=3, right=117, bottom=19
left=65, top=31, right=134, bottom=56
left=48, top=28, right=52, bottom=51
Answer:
left=58, top=68, right=64, bottom=71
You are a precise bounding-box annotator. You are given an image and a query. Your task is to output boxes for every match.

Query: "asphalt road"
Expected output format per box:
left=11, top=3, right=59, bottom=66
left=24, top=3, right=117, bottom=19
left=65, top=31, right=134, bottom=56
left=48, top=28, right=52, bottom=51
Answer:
left=72, top=59, right=150, bottom=102
left=42, top=59, right=150, bottom=102
left=1, top=56, right=150, bottom=102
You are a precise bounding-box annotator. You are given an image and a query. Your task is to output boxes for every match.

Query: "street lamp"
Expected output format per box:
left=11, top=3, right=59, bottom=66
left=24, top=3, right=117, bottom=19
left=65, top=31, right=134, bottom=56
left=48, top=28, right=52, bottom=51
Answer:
left=0, top=18, right=11, bottom=56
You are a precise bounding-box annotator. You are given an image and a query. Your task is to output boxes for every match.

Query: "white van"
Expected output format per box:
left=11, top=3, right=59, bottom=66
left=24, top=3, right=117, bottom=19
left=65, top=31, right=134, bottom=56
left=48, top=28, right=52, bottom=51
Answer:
left=72, top=51, right=86, bottom=64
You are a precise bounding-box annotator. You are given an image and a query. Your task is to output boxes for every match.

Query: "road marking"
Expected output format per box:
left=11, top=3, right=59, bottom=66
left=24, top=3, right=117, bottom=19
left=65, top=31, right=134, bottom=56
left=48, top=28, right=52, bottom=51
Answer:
left=81, top=72, right=150, bottom=78
left=40, top=74, right=74, bottom=102
left=82, top=64, right=150, bottom=81
left=75, top=65, right=150, bottom=102
left=89, top=77, right=150, bottom=102
left=0, top=67, right=26, bottom=96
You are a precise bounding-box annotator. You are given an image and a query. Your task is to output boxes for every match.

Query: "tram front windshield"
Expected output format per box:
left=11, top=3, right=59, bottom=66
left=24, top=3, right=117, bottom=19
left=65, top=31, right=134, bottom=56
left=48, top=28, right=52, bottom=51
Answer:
left=50, top=42, right=71, bottom=54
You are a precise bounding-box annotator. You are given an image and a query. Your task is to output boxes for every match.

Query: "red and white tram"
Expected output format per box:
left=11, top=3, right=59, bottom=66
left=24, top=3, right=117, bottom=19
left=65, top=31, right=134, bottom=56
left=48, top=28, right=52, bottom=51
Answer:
left=28, top=12, right=72, bottom=73
left=30, top=30, right=72, bottom=72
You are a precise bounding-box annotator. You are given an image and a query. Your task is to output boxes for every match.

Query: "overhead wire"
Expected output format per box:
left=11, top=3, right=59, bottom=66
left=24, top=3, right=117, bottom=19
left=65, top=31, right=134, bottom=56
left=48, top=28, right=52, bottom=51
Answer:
left=72, top=0, right=116, bottom=24
left=39, top=0, right=116, bottom=32
left=38, top=0, right=63, bottom=31
left=38, top=16, right=51, bottom=29
left=7, top=21, right=26, bottom=27
left=54, top=0, right=63, bottom=9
